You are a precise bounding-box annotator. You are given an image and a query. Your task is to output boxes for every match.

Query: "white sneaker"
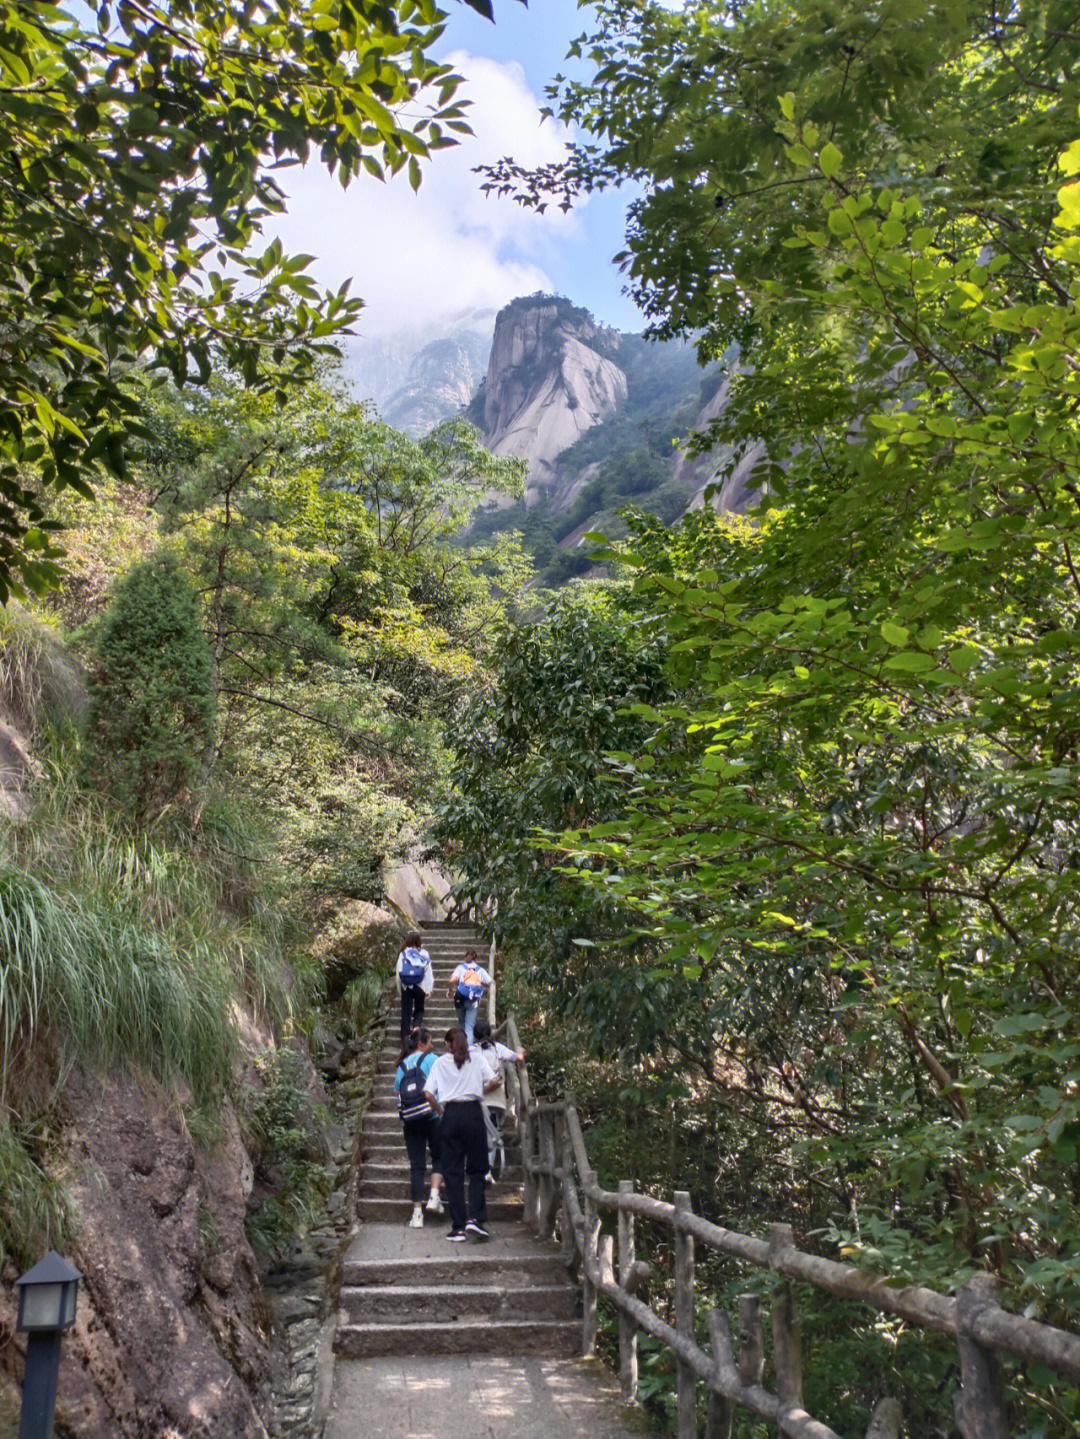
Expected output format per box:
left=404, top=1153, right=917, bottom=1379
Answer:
left=409, top=1205, right=424, bottom=1228
left=426, top=1192, right=444, bottom=1214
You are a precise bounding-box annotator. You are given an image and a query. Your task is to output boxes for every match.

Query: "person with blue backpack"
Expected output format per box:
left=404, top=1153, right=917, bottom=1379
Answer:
left=394, top=1027, right=444, bottom=1228
left=447, top=947, right=492, bottom=1043
left=396, top=931, right=432, bottom=1042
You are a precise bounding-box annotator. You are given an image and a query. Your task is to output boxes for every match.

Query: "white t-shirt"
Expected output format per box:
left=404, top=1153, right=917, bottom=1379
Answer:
left=470, top=1040, right=517, bottom=1064
left=426, top=1051, right=496, bottom=1105
left=472, top=1041, right=516, bottom=1109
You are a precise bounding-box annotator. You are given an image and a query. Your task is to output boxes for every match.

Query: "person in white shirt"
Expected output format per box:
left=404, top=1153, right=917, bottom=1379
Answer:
left=395, top=931, right=432, bottom=1042
left=424, top=1028, right=500, bottom=1241
left=472, top=1018, right=524, bottom=1182
left=446, top=948, right=492, bottom=1043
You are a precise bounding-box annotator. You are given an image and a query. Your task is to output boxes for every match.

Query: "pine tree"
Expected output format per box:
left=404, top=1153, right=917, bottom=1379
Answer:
left=88, top=553, right=216, bottom=821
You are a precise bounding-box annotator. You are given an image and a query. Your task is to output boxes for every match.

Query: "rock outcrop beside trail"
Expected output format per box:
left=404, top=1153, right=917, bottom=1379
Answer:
left=0, top=1066, right=277, bottom=1439
left=0, top=900, right=399, bottom=1437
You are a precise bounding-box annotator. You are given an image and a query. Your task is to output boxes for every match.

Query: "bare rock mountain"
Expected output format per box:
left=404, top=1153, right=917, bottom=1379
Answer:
left=470, top=296, right=628, bottom=505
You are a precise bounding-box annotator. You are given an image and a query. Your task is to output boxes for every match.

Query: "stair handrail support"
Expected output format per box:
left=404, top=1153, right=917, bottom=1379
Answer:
left=505, top=1011, right=1080, bottom=1439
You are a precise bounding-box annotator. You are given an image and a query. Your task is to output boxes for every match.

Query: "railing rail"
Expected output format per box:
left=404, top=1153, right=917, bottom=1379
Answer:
left=505, top=1014, right=1080, bottom=1439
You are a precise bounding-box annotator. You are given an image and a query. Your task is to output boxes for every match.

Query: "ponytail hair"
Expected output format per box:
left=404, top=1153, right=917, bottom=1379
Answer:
left=449, top=1027, right=470, bottom=1069
left=397, top=1025, right=427, bottom=1066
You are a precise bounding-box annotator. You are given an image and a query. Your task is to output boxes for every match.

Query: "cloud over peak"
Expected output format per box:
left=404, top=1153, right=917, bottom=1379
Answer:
left=268, top=52, right=579, bottom=335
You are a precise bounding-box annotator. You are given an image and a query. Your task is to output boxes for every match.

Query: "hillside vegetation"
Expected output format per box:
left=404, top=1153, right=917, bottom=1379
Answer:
left=441, top=2, right=1080, bottom=1433
left=0, top=378, right=526, bottom=1272
left=4, top=1, right=1080, bottom=1436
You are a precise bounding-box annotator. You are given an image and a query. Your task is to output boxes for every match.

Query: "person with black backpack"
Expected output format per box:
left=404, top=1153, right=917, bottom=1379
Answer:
left=395, top=931, right=432, bottom=1042
left=394, top=1028, right=444, bottom=1228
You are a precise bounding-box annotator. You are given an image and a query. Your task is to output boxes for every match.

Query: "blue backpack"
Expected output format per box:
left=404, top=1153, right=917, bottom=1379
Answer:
left=457, top=965, right=484, bottom=1003
left=399, top=947, right=427, bottom=988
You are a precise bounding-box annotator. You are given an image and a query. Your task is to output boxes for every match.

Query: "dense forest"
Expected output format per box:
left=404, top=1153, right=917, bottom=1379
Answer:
left=3, top=0, right=1080, bottom=1436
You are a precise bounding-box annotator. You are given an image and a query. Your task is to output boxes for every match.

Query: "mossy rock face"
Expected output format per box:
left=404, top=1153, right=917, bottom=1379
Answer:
left=310, top=898, right=404, bottom=1003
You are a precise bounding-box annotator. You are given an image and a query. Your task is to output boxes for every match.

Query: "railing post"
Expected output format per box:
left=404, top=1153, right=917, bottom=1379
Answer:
left=954, top=1276, right=1009, bottom=1439
left=769, top=1224, right=803, bottom=1414
left=705, top=1308, right=733, bottom=1439
left=582, top=1169, right=599, bottom=1357
left=558, top=1112, right=575, bottom=1265
left=617, top=1179, right=638, bottom=1404
left=865, top=1398, right=903, bottom=1438
left=538, top=1112, right=557, bottom=1240
left=674, top=1190, right=697, bottom=1439
left=737, top=1295, right=764, bottom=1388
left=521, top=1102, right=537, bottom=1232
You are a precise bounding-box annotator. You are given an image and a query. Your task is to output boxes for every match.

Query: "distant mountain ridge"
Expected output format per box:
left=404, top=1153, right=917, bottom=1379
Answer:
left=337, top=310, right=495, bottom=433
left=340, top=294, right=754, bottom=585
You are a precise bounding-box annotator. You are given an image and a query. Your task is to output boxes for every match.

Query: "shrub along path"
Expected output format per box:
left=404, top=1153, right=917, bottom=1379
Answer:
left=325, top=923, right=642, bottom=1438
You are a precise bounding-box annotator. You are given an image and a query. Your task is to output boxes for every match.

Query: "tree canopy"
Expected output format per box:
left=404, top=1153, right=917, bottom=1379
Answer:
left=0, top=0, right=504, bottom=601
left=441, top=7, right=1080, bottom=1424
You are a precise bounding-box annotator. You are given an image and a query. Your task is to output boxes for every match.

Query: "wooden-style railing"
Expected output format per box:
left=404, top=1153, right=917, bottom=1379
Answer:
left=505, top=1015, right=1080, bottom=1439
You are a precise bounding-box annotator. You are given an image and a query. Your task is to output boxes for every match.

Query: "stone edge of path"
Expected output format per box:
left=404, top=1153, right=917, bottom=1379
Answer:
left=265, top=987, right=391, bottom=1439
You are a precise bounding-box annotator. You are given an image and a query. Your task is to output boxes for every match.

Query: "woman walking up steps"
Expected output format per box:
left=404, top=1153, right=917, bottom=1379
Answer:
left=423, top=1027, right=500, bottom=1241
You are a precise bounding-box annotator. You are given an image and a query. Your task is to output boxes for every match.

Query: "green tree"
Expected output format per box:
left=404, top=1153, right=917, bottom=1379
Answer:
left=88, top=551, right=216, bottom=820
left=484, top=0, right=1080, bottom=362
left=432, top=585, right=672, bottom=983
left=0, top=0, right=505, bottom=600
left=126, top=375, right=527, bottom=893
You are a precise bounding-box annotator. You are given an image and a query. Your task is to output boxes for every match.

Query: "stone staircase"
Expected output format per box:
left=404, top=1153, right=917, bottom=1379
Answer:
left=335, top=922, right=581, bottom=1360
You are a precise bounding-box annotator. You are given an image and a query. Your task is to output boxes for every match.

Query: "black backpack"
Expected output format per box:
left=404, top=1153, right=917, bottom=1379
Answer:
left=398, top=1057, right=431, bottom=1122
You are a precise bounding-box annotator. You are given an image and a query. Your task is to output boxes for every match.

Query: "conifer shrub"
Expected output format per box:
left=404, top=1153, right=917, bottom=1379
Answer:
left=88, top=552, right=216, bottom=820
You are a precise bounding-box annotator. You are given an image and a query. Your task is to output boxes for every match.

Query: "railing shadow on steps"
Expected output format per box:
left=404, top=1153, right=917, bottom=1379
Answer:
left=505, top=1014, right=1080, bottom=1439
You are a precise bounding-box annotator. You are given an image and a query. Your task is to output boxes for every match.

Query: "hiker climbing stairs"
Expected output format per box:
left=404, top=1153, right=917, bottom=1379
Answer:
left=334, top=922, right=582, bottom=1363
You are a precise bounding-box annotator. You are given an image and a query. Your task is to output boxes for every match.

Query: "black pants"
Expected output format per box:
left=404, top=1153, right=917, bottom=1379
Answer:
left=400, top=986, right=425, bottom=1040
left=440, top=1100, right=488, bottom=1231
left=402, top=1114, right=441, bottom=1203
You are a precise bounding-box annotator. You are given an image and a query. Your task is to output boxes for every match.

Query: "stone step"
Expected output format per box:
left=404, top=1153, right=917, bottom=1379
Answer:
left=363, top=1115, right=410, bottom=1135
left=334, top=1317, right=580, bottom=1359
left=362, top=1116, right=517, bottom=1146
left=361, top=1143, right=521, bottom=1166
left=362, top=1161, right=522, bottom=1181
left=356, top=1195, right=524, bottom=1223
left=358, top=1175, right=521, bottom=1199
left=339, top=1283, right=577, bottom=1323
left=342, top=1251, right=567, bottom=1288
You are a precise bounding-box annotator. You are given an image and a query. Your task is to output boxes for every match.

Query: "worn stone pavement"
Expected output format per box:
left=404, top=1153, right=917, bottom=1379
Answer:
left=326, top=1221, right=645, bottom=1438
left=326, top=1353, right=646, bottom=1439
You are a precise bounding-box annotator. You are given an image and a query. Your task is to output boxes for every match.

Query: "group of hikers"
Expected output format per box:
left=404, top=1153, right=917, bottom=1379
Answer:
left=392, top=934, right=523, bottom=1241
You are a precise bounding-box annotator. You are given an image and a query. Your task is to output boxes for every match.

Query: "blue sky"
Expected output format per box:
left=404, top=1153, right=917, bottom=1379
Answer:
left=267, top=0, right=644, bottom=336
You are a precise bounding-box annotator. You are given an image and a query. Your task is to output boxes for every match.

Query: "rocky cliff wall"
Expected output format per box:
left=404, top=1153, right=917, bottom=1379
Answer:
left=475, top=300, right=628, bottom=506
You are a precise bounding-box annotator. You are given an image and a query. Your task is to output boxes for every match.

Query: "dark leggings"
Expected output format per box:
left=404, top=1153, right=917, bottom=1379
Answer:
left=402, top=1114, right=441, bottom=1203
left=400, top=986, right=425, bottom=1041
left=439, top=1100, right=488, bottom=1231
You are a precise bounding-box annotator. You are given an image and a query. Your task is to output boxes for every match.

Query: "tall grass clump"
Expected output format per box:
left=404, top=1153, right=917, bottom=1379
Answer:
left=0, top=1118, right=71, bottom=1267
left=0, top=605, right=83, bottom=743
left=0, top=776, right=302, bottom=1107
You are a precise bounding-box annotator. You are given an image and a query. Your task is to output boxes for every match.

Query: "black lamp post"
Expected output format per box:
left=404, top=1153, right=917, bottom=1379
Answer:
left=15, top=1251, right=81, bottom=1439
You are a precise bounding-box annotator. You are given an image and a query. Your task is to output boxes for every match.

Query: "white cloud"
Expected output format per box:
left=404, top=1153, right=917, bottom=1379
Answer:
left=266, top=52, right=580, bottom=334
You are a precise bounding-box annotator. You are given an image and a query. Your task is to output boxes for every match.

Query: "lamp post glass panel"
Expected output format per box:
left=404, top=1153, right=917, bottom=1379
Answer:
left=16, top=1252, right=80, bottom=1439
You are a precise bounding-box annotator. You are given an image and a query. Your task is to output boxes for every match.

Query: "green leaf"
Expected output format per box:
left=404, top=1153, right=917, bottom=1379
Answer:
left=818, top=141, right=842, bottom=178
left=882, top=650, right=934, bottom=673
left=880, top=621, right=909, bottom=647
